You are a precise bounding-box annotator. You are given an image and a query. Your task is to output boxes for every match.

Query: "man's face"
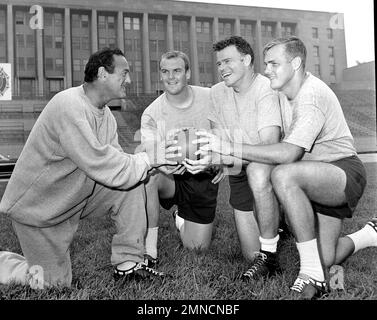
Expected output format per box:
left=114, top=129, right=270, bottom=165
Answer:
left=106, top=54, right=131, bottom=99
left=160, top=57, right=190, bottom=95
left=216, top=45, right=249, bottom=88
left=264, top=44, right=295, bottom=92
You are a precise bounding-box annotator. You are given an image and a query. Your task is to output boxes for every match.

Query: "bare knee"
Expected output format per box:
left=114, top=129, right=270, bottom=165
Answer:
left=246, top=162, right=273, bottom=193
left=271, top=164, right=297, bottom=192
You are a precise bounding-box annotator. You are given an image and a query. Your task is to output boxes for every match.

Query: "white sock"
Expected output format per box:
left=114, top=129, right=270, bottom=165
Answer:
left=145, top=227, right=158, bottom=259
left=259, top=235, right=280, bottom=253
left=116, top=261, right=137, bottom=271
left=296, top=239, right=325, bottom=281
left=347, top=223, right=377, bottom=253
left=175, top=212, right=185, bottom=232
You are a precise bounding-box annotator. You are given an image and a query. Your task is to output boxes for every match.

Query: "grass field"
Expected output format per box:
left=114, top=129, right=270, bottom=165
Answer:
left=0, top=162, right=376, bottom=301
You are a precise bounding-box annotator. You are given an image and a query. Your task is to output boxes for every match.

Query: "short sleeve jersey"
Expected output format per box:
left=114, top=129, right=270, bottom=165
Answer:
left=280, top=72, right=356, bottom=162
left=141, top=85, right=212, bottom=142
left=208, top=74, right=282, bottom=144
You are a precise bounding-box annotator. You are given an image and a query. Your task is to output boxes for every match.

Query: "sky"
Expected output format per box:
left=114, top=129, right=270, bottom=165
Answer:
left=177, top=0, right=375, bottom=68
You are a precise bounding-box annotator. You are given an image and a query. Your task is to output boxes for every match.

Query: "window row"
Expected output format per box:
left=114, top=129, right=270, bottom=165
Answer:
left=313, top=46, right=335, bottom=58
left=312, top=27, right=334, bottom=39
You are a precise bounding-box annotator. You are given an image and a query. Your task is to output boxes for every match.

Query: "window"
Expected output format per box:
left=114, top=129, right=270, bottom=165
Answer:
left=27, top=57, right=35, bottom=71
left=45, top=13, right=53, bottom=27
left=196, top=21, right=202, bottom=33
left=98, top=15, right=106, bottom=27
left=124, top=17, right=131, bottom=30
left=219, top=22, right=232, bottom=36
left=81, top=37, right=90, bottom=50
left=133, top=17, right=140, bottom=30
left=81, top=15, right=89, bottom=28
left=199, top=62, right=205, bottom=74
left=125, top=39, right=132, bottom=51
left=54, top=13, right=62, bottom=27
left=282, top=23, right=295, bottom=37
left=330, top=64, right=336, bottom=76
left=149, top=40, right=157, bottom=52
left=18, top=57, right=25, bottom=71
left=45, top=35, right=53, bottom=48
left=49, top=79, right=63, bottom=93
left=329, top=46, right=334, bottom=57
left=55, top=59, right=63, bottom=71
left=108, top=16, right=115, bottom=29
left=73, top=59, right=81, bottom=71
left=312, top=27, right=319, bottom=39
left=327, top=28, right=333, bottom=39
left=314, top=64, right=321, bottom=76
left=150, top=60, right=158, bottom=73
left=241, top=23, right=253, bottom=37
left=72, top=14, right=80, bottom=28
left=108, top=38, right=116, bottom=49
left=313, top=45, right=320, bottom=57
left=262, top=24, right=273, bottom=37
left=72, top=37, right=80, bottom=49
left=55, top=36, right=63, bottom=49
left=26, top=35, right=34, bottom=48
left=135, top=61, right=142, bottom=72
left=15, top=12, right=24, bottom=25
left=99, top=38, right=106, bottom=47
left=45, top=58, right=53, bottom=71
left=16, top=34, right=24, bottom=47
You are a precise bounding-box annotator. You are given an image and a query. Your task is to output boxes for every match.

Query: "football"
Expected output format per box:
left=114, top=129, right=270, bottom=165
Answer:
left=170, top=127, right=203, bottom=163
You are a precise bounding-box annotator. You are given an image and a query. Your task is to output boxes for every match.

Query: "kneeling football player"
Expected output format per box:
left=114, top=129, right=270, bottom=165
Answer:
left=139, top=51, right=223, bottom=268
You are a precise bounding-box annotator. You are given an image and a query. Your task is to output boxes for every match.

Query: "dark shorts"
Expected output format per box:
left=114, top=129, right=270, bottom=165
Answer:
left=160, top=171, right=219, bottom=224
left=312, top=155, right=367, bottom=219
left=228, top=168, right=254, bottom=212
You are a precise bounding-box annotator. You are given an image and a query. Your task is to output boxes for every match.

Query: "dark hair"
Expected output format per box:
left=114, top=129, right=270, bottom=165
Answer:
left=159, top=51, right=191, bottom=72
left=263, top=36, right=307, bottom=69
left=84, top=47, right=125, bottom=82
left=213, top=36, right=254, bottom=65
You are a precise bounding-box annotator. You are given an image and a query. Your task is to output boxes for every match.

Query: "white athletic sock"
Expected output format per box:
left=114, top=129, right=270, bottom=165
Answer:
left=145, top=227, right=158, bottom=259
left=175, top=212, right=185, bottom=232
left=296, top=239, right=325, bottom=281
left=347, top=223, right=377, bottom=254
left=116, top=261, right=137, bottom=271
left=259, top=235, right=280, bottom=253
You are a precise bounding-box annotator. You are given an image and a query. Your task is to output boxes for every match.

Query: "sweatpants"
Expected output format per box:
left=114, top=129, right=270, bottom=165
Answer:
left=0, top=182, right=147, bottom=288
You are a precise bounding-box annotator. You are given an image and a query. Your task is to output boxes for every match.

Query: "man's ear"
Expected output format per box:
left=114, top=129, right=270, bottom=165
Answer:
left=291, top=56, right=303, bottom=71
left=97, top=66, right=107, bottom=80
left=186, top=68, right=191, bottom=81
left=242, top=54, right=252, bottom=67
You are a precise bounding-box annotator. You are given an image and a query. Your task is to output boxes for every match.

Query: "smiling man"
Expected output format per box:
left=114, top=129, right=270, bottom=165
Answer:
left=0, top=47, right=178, bottom=288
left=189, top=36, right=283, bottom=276
left=140, top=51, right=222, bottom=266
left=196, top=37, right=377, bottom=299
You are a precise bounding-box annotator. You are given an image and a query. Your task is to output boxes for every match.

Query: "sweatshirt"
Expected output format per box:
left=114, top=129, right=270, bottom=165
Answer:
left=0, top=86, right=150, bottom=227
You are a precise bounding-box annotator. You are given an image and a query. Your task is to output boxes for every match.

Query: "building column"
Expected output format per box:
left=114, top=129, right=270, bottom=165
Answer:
left=167, top=14, right=174, bottom=51
left=255, top=20, right=263, bottom=73
left=295, top=20, right=302, bottom=38
left=6, top=4, right=14, bottom=94
left=189, top=16, right=199, bottom=85
left=276, top=21, right=282, bottom=38
left=64, top=8, right=72, bottom=88
left=142, top=12, right=151, bottom=93
left=36, top=28, right=44, bottom=96
left=212, top=17, right=220, bottom=83
left=91, top=9, right=98, bottom=52
left=117, top=12, right=124, bottom=52
left=235, top=18, right=241, bottom=36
